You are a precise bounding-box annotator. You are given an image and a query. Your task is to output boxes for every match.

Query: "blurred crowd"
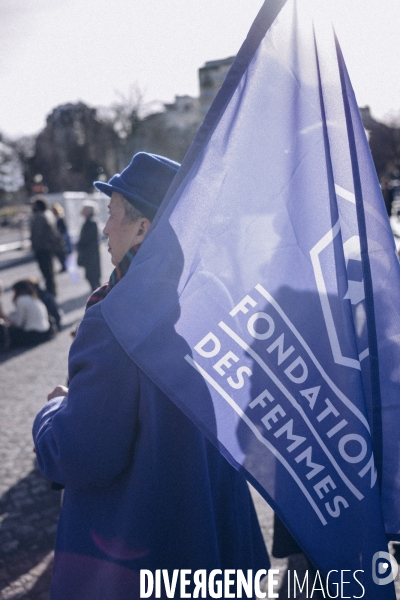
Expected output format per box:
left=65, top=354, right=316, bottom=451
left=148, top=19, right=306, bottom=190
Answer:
left=0, top=195, right=102, bottom=352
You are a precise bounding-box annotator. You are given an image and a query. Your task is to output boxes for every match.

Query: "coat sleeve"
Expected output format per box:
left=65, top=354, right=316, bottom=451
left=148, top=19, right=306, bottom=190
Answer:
left=32, top=306, right=140, bottom=489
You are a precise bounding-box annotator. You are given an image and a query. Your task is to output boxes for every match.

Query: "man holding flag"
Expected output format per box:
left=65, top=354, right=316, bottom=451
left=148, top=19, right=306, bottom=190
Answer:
left=33, top=153, right=269, bottom=599
left=34, top=0, right=400, bottom=598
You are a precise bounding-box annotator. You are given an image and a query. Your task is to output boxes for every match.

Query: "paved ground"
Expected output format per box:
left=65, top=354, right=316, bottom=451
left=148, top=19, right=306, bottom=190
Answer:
left=0, top=244, right=399, bottom=599
left=0, top=245, right=113, bottom=600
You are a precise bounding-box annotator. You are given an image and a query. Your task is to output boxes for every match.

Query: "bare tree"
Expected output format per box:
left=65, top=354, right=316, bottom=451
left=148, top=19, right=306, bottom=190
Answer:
left=97, top=84, right=146, bottom=141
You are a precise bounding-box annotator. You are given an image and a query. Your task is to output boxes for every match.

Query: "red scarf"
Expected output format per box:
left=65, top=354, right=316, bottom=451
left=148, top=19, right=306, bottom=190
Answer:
left=85, top=245, right=140, bottom=311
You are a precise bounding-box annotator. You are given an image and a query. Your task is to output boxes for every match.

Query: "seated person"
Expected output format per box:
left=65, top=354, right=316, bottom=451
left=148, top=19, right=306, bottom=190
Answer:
left=0, top=279, right=54, bottom=349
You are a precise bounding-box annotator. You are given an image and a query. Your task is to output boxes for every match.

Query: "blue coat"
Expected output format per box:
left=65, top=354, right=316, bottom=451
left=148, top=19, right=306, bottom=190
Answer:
left=33, top=303, right=269, bottom=599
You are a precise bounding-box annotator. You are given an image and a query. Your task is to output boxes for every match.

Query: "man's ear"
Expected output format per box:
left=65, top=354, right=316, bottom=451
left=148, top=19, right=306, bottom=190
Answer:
left=137, top=218, right=151, bottom=240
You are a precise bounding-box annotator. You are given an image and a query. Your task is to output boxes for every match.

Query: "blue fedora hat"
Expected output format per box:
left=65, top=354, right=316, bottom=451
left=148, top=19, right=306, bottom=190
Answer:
left=94, top=152, right=180, bottom=220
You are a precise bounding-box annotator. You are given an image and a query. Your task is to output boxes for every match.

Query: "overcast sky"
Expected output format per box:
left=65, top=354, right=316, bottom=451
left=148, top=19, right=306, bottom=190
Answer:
left=1, top=0, right=400, bottom=139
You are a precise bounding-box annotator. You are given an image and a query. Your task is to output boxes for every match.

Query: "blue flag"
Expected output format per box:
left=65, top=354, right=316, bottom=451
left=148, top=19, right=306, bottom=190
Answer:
left=102, top=0, right=400, bottom=596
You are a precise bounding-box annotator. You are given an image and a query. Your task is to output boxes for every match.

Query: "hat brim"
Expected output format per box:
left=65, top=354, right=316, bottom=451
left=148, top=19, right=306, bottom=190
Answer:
left=93, top=181, right=114, bottom=198
left=94, top=180, right=157, bottom=220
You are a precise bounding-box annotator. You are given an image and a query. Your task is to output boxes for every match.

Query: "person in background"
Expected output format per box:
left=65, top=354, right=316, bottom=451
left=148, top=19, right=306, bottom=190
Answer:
left=76, top=201, right=101, bottom=292
left=30, top=197, right=61, bottom=296
left=28, top=277, right=63, bottom=332
left=52, top=204, right=71, bottom=273
left=33, top=153, right=269, bottom=599
left=0, top=279, right=54, bottom=349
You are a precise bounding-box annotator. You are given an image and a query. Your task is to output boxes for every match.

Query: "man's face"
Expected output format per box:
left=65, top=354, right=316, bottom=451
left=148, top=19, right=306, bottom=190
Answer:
left=103, top=192, right=150, bottom=266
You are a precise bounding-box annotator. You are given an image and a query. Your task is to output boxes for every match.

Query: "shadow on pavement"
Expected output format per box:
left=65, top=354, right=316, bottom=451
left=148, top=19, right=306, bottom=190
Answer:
left=0, top=334, right=59, bottom=365
left=0, top=464, right=61, bottom=598
left=0, top=343, right=53, bottom=365
left=28, top=558, right=54, bottom=600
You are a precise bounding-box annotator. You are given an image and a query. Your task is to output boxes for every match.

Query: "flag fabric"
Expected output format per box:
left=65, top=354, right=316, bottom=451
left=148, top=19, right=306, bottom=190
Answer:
left=102, top=0, right=400, bottom=596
